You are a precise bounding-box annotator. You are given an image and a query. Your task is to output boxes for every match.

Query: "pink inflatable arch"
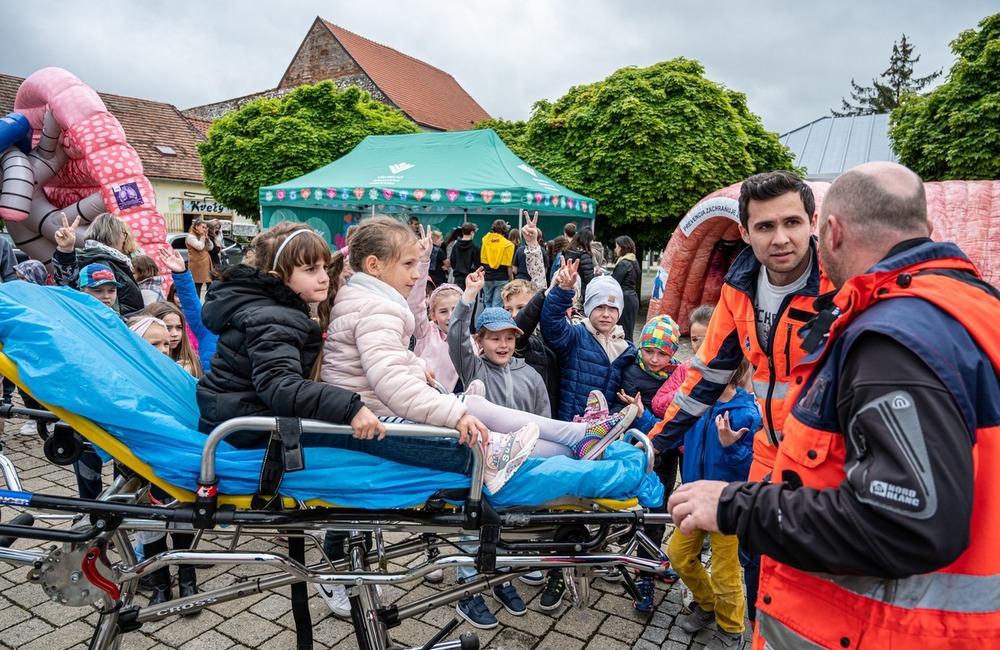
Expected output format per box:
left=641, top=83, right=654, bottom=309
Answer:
left=646, top=179, right=998, bottom=334
left=0, top=67, right=167, bottom=273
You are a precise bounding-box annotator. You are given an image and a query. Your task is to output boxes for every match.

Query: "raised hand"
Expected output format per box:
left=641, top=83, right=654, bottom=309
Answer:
left=521, top=210, right=540, bottom=246
left=462, top=266, right=485, bottom=303
left=53, top=212, right=80, bottom=253
left=555, top=257, right=580, bottom=290
left=616, top=389, right=645, bottom=419
left=716, top=411, right=748, bottom=448
left=465, top=266, right=485, bottom=292
left=157, top=246, right=186, bottom=273
left=416, top=223, right=433, bottom=262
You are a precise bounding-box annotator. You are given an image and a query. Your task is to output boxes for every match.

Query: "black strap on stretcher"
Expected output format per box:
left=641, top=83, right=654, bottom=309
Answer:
left=252, top=417, right=311, bottom=649
left=253, top=416, right=306, bottom=509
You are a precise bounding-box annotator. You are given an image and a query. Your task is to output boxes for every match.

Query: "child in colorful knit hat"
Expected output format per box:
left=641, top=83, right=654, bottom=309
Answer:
left=609, top=313, right=686, bottom=611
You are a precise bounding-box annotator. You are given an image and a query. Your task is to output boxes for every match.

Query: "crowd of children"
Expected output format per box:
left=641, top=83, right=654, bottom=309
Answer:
left=6, top=209, right=760, bottom=646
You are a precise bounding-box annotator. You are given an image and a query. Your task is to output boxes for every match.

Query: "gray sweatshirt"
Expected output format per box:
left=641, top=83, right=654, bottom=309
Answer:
left=448, top=299, right=550, bottom=417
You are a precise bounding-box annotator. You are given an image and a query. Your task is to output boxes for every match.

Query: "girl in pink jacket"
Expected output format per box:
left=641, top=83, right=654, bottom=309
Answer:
left=320, top=218, right=639, bottom=472
left=411, top=278, right=462, bottom=393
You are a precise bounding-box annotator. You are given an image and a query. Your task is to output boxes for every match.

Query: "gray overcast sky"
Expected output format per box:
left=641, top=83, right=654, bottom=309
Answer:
left=2, top=1, right=994, bottom=135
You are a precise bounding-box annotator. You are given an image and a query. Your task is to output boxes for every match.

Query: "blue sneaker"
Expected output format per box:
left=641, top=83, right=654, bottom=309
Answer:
left=491, top=580, right=526, bottom=615
left=655, top=554, right=679, bottom=584
left=456, top=593, right=498, bottom=629
left=633, top=575, right=656, bottom=613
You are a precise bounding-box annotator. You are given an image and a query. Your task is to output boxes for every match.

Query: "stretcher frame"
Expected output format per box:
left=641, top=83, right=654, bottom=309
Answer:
left=0, top=368, right=674, bottom=650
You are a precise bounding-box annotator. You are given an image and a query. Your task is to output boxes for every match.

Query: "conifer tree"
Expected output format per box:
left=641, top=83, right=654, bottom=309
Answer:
left=833, top=34, right=940, bottom=116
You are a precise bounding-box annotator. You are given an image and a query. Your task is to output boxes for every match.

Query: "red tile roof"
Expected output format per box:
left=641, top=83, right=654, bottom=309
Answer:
left=319, top=20, right=491, bottom=132
left=0, top=73, right=206, bottom=182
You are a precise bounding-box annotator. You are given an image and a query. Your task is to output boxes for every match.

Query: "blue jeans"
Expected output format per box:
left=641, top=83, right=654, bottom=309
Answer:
left=299, top=432, right=474, bottom=476
left=482, top=280, right=507, bottom=308
left=75, top=447, right=105, bottom=500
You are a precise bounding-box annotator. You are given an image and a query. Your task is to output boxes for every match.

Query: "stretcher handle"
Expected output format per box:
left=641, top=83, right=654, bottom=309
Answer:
left=622, top=429, right=655, bottom=474
left=198, top=417, right=486, bottom=502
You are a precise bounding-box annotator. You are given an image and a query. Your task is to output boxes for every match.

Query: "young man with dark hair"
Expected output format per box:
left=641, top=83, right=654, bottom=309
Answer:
left=649, top=170, right=832, bottom=633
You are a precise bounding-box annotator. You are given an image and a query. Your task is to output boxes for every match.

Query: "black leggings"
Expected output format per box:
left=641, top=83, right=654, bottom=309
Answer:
left=638, top=448, right=681, bottom=567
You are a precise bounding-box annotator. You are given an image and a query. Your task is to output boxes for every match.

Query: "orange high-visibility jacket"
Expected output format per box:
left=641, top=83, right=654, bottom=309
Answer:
left=652, top=239, right=831, bottom=480
left=754, top=243, right=1000, bottom=649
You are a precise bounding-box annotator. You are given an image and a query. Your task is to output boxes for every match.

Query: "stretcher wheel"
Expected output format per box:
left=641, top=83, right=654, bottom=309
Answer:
left=43, top=430, right=84, bottom=465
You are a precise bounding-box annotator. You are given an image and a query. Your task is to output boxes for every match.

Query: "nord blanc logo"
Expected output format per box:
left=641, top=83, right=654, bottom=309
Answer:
left=517, top=164, right=537, bottom=177
left=389, top=162, right=415, bottom=174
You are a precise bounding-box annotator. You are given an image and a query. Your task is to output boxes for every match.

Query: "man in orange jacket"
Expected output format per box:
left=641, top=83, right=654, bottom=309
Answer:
left=669, top=161, right=1000, bottom=649
left=649, top=170, right=830, bottom=631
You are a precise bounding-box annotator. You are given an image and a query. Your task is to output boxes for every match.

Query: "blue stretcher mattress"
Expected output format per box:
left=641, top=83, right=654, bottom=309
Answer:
left=0, top=283, right=663, bottom=509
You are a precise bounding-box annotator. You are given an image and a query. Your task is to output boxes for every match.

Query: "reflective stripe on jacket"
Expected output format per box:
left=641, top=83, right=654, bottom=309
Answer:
left=756, top=243, right=1000, bottom=650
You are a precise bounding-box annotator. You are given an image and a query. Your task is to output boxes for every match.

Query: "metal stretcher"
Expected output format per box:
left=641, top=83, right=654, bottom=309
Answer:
left=0, top=282, right=674, bottom=650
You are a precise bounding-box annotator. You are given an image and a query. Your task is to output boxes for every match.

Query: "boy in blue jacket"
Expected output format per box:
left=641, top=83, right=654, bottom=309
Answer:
left=541, top=260, right=636, bottom=426
left=661, top=359, right=758, bottom=648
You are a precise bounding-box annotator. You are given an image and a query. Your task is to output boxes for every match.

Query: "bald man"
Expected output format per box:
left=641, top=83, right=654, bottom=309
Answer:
left=669, top=162, right=1000, bottom=649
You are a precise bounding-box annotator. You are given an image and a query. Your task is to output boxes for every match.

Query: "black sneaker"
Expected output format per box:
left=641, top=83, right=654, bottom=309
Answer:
left=538, top=569, right=566, bottom=611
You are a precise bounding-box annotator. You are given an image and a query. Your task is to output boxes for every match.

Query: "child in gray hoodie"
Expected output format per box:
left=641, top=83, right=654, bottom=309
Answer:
left=449, top=268, right=550, bottom=420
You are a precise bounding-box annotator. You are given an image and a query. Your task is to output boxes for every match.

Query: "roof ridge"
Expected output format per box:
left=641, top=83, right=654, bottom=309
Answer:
left=321, top=19, right=456, bottom=79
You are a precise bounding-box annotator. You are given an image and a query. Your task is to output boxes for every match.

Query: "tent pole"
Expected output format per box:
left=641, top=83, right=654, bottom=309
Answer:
left=371, top=204, right=375, bottom=217
left=463, top=209, right=467, bottom=225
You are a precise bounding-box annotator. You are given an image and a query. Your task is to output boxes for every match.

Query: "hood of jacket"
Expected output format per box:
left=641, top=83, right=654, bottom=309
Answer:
left=201, top=265, right=309, bottom=334
left=78, top=241, right=133, bottom=271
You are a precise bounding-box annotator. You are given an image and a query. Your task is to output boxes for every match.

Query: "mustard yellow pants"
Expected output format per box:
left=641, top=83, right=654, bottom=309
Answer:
left=667, top=528, right=746, bottom=635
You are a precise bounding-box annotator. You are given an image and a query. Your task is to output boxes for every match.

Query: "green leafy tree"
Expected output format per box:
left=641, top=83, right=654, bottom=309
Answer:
left=477, top=59, right=795, bottom=249
left=198, top=81, right=419, bottom=217
left=833, top=34, right=940, bottom=116
left=890, top=14, right=1000, bottom=180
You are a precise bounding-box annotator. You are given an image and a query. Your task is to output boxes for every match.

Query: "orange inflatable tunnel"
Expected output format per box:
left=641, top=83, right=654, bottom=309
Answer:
left=646, top=179, right=998, bottom=334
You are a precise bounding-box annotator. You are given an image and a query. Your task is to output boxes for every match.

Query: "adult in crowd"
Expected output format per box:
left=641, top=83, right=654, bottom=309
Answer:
left=611, top=235, right=641, bottom=343
left=207, top=220, right=224, bottom=267
left=449, top=222, right=480, bottom=290
left=669, top=161, right=1000, bottom=649
left=651, top=170, right=830, bottom=627
left=562, top=227, right=597, bottom=302
left=480, top=219, right=515, bottom=308
left=186, top=219, right=213, bottom=295
left=52, top=212, right=145, bottom=317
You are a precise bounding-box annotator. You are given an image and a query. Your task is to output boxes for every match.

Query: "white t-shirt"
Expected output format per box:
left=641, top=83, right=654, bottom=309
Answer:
left=755, top=257, right=812, bottom=350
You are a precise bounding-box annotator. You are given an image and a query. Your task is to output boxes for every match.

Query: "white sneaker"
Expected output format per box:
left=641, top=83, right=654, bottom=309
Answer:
left=463, top=379, right=486, bottom=398
left=17, top=420, right=41, bottom=436
left=424, top=548, right=444, bottom=584
left=314, top=582, right=351, bottom=617
left=519, top=570, right=546, bottom=585
left=483, top=423, right=539, bottom=494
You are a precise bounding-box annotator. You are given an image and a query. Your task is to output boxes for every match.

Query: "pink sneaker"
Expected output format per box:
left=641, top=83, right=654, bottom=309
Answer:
left=572, top=390, right=609, bottom=423
left=483, top=423, right=539, bottom=493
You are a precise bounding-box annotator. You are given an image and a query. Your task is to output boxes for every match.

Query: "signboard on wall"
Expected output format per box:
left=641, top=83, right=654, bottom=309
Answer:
left=183, top=200, right=232, bottom=216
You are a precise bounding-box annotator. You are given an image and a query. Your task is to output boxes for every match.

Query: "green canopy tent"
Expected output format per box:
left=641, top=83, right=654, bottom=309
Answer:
left=258, top=129, right=596, bottom=250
